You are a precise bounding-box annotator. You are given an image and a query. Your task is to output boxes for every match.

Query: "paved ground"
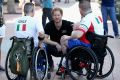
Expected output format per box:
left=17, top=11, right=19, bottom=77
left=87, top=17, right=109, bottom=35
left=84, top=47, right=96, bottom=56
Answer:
left=0, top=0, right=120, bottom=80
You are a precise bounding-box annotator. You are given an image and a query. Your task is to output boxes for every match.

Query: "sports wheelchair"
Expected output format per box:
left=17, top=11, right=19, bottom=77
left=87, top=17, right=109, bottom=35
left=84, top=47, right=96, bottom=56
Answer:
left=56, top=32, right=115, bottom=80
left=5, top=36, right=48, bottom=80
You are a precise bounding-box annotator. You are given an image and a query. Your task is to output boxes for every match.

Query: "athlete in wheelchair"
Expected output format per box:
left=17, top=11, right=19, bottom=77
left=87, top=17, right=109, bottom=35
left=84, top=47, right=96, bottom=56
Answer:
left=59, top=0, right=114, bottom=80
left=5, top=3, right=48, bottom=80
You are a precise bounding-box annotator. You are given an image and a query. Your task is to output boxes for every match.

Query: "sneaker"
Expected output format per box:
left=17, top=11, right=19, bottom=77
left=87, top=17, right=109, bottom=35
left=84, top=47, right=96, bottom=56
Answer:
left=0, top=65, right=5, bottom=71
left=115, top=34, right=120, bottom=39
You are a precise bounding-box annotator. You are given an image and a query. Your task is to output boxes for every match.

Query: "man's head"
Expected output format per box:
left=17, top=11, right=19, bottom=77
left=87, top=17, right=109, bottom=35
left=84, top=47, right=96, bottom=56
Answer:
left=23, top=2, right=35, bottom=17
left=51, top=7, right=63, bottom=23
left=78, top=0, right=91, bottom=17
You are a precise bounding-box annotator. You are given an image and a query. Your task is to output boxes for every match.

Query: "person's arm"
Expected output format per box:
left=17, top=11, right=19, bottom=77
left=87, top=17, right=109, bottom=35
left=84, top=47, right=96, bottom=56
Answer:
left=44, top=34, right=62, bottom=51
left=61, top=30, right=84, bottom=41
left=70, top=30, right=84, bottom=39
left=44, top=34, right=58, bottom=46
left=38, top=31, right=45, bottom=40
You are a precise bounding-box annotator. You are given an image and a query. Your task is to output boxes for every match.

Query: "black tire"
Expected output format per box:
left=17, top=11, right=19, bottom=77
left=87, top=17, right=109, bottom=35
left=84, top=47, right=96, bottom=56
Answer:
left=5, top=47, right=18, bottom=80
left=96, top=46, right=115, bottom=79
left=33, top=48, right=48, bottom=80
left=66, top=46, right=98, bottom=80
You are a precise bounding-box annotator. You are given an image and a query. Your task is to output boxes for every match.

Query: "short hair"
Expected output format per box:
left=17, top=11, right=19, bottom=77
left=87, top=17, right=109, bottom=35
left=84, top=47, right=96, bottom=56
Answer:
left=78, top=0, right=91, bottom=12
left=51, top=7, right=63, bottom=16
left=23, top=2, right=34, bottom=16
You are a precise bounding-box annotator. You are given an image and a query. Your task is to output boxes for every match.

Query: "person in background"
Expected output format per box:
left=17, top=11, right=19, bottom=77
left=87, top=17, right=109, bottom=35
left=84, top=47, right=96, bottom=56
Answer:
left=39, top=0, right=43, bottom=7
left=42, top=0, right=53, bottom=29
left=101, top=0, right=120, bottom=38
left=0, top=0, right=3, bottom=11
left=0, top=5, right=5, bottom=71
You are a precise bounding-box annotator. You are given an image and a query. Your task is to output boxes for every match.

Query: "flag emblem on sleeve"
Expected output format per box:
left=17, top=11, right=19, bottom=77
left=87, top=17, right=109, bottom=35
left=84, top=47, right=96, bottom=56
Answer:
left=17, top=24, right=26, bottom=31
left=95, top=16, right=103, bottom=24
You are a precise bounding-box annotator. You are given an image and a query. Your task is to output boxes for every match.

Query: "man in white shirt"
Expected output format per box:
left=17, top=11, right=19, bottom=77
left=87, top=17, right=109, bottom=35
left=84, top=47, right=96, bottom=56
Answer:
left=61, top=0, right=104, bottom=54
left=15, top=2, right=44, bottom=47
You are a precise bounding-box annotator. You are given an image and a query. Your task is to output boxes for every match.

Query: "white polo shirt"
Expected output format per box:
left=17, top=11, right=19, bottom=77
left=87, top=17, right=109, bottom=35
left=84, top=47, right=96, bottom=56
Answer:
left=15, top=16, right=44, bottom=47
left=77, top=12, right=104, bottom=44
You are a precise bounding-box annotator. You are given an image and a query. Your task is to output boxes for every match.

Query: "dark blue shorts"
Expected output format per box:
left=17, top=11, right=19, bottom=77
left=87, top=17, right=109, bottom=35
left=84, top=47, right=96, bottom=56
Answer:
left=68, top=39, right=91, bottom=49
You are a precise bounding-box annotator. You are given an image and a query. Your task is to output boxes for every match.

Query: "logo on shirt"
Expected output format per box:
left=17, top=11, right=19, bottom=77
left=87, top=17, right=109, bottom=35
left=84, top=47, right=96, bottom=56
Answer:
left=95, top=16, right=103, bottom=24
left=62, top=30, right=67, bottom=34
left=16, top=24, right=26, bottom=31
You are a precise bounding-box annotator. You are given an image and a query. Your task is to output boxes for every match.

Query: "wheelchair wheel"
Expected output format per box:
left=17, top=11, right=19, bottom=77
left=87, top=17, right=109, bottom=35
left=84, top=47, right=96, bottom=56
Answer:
left=33, top=48, right=48, bottom=80
left=66, top=46, right=98, bottom=80
left=5, top=49, right=18, bottom=80
left=96, top=46, right=115, bottom=79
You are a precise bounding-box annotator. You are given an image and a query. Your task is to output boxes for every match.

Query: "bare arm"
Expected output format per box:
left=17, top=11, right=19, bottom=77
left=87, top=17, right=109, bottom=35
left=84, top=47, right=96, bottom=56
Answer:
left=61, top=30, right=84, bottom=40
left=70, top=30, right=84, bottom=39
left=44, top=34, right=58, bottom=46
left=44, top=34, right=62, bottom=51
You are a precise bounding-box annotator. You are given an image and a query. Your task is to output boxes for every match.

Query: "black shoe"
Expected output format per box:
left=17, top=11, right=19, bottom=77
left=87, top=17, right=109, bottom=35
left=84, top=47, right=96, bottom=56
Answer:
left=115, top=34, right=120, bottom=39
left=0, top=65, right=5, bottom=71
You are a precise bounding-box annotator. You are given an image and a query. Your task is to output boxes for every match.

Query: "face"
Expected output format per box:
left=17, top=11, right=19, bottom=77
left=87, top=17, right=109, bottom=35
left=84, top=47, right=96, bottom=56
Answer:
left=53, top=10, right=62, bottom=23
left=79, top=8, right=84, bottom=17
left=79, top=3, right=84, bottom=17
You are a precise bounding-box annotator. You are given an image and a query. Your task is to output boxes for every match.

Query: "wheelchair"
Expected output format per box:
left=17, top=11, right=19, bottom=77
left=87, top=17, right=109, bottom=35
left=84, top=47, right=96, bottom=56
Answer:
left=56, top=32, right=115, bottom=80
left=5, top=36, right=48, bottom=80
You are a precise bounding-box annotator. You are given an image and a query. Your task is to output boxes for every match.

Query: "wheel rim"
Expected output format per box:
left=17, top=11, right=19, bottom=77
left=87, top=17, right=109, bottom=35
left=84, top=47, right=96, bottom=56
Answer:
left=66, top=46, right=98, bottom=80
left=35, top=49, right=48, bottom=80
left=5, top=52, right=18, bottom=80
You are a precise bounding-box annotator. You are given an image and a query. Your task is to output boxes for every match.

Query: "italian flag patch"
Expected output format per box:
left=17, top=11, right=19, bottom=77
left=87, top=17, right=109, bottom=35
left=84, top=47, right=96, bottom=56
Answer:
left=17, top=24, right=26, bottom=31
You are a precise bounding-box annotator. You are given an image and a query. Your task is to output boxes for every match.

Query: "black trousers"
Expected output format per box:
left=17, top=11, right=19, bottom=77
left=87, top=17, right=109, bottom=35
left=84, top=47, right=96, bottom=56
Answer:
left=46, top=44, right=63, bottom=68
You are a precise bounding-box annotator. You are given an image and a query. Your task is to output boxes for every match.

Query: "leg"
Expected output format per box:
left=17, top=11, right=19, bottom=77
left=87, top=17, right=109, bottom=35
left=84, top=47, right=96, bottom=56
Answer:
left=0, top=38, right=4, bottom=71
left=109, top=7, right=119, bottom=36
left=101, top=6, right=108, bottom=35
left=47, top=8, right=53, bottom=22
left=46, top=44, right=62, bottom=71
left=42, top=8, right=47, bottom=29
left=0, top=38, right=2, bottom=65
left=60, top=38, right=68, bottom=54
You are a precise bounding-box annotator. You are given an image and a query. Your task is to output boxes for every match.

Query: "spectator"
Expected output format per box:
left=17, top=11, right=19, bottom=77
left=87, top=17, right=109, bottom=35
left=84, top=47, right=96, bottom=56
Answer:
left=0, top=5, right=5, bottom=71
left=39, top=0, right=43, bottom=6
left=65, top=0, right=69, bottom=3
left=0, top=0, right=3, bottom=11
left=44, top=7, right=73, bottom=72
left=101, top=0, right=120, bottom=38
left=42, top=0, right=53, bottom=28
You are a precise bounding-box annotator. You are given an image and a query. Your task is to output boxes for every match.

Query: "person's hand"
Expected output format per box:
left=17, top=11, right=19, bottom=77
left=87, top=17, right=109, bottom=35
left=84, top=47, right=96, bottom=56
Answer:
left=73, top=22, right=80, bottom=30
left=55, top=43, right=62, bottom=51
left=61, top=35, right=70, bottom=41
